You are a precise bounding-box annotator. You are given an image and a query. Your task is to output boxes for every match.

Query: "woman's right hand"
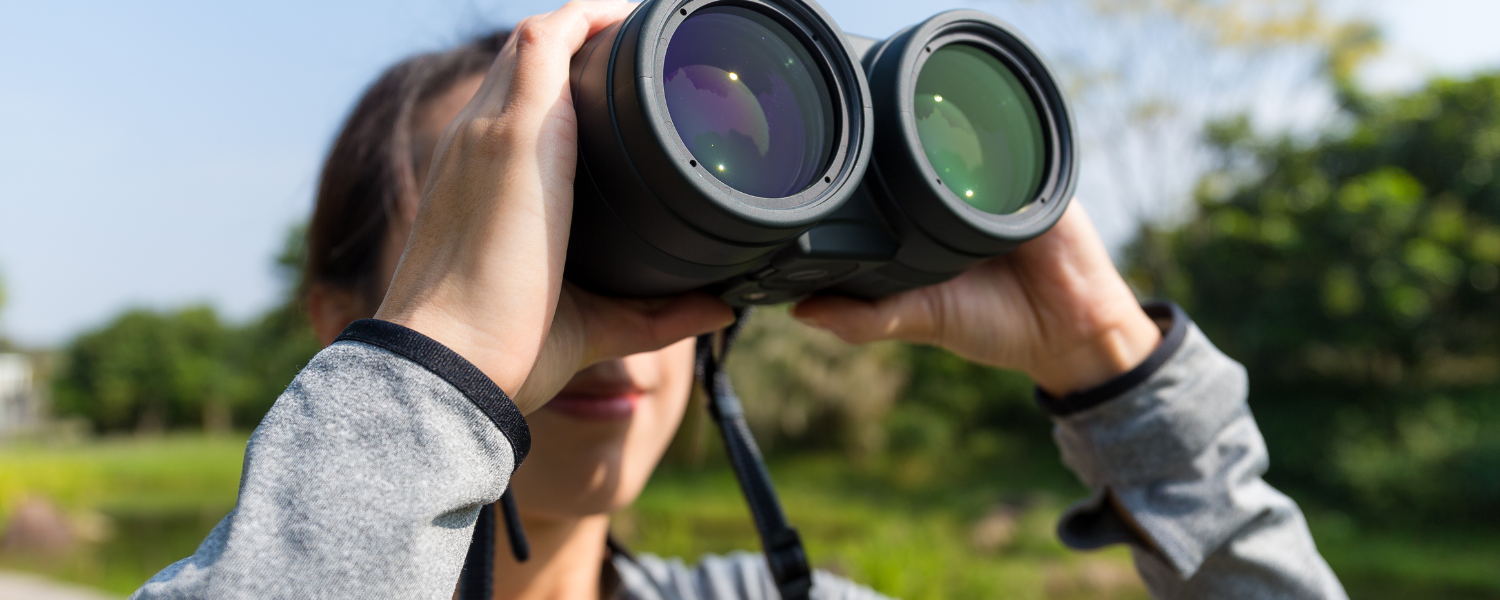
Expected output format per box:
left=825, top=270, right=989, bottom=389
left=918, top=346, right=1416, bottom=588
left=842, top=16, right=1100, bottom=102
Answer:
left=792, top=203, right=1162, bottom=397
left=373, top=1, right=730, bottom=414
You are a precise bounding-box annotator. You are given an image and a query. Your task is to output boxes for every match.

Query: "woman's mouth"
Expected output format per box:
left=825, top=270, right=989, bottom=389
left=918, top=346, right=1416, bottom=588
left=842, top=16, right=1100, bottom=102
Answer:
left=543, top=392, right=640, bottom=421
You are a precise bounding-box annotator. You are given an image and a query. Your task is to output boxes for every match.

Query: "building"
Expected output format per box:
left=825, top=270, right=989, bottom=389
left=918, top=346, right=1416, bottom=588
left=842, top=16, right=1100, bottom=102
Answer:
left=0, top=353, right=39, bottom=437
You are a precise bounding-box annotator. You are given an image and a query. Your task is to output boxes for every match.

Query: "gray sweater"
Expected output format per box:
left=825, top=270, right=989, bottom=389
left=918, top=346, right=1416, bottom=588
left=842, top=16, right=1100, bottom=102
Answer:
left=130, top=308, right=1347, bottom=600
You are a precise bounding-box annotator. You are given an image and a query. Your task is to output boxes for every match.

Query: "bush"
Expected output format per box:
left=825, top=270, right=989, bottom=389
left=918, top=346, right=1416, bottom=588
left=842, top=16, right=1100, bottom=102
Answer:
left=1129, top=74, right=1500, bottom=525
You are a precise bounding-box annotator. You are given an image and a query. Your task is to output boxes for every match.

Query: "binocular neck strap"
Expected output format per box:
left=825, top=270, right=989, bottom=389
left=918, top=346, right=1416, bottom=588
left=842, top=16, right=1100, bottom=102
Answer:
left=695, top=308, right=813, bottom=600
left=458, top=488, right=531, bottom=600
left=463, top=309, right=811, bottom=600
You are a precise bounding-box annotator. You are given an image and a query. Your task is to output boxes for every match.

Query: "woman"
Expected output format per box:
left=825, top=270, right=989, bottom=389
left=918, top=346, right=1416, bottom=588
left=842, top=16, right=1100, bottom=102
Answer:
left=131, top=3, right=1346, bottom=598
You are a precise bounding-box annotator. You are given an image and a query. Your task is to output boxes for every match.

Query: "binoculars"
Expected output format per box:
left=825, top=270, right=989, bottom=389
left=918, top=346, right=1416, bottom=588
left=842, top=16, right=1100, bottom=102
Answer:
left=566, top=0, right=1076, bottom=305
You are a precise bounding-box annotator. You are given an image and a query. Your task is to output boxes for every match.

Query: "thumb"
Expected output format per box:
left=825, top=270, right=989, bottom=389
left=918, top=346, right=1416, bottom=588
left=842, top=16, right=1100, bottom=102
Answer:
left=581, top=290, right=734, bottom=364
left=791, top=291, right=940, bottom=345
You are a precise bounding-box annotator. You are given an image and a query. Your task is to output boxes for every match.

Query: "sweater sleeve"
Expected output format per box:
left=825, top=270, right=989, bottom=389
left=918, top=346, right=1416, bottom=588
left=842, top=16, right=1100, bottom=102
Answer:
left=131, top=320, right=530, bottom=600
left=1040, top=303, right=1347, bottom=600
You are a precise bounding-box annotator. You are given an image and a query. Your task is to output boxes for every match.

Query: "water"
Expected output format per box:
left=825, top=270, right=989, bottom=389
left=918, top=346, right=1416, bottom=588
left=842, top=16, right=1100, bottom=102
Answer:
left=0, top=509, right=227, bottom=596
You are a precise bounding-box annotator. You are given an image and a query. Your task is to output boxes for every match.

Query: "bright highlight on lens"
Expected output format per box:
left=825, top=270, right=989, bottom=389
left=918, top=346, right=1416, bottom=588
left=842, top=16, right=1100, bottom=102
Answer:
left=915, top=44, right=1045, bottom=215
left=662, top=7, right=835, bottom=199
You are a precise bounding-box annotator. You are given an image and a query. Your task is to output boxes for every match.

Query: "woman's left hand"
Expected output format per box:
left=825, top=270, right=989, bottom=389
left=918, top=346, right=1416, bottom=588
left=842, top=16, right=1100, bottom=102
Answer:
left=373, top=0, right=730, bottom=414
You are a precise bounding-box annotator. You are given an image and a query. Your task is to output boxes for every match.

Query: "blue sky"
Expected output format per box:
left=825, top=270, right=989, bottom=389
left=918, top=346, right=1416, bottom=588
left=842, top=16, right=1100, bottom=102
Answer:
left=2, top=0, right=1499, bottom=347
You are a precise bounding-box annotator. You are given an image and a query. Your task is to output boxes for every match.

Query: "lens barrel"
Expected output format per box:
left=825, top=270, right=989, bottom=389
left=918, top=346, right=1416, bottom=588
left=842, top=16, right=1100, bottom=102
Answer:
left=566, top=3, right=1076, bottom=305
left=567, top=0, right=872, bottom=297
left=828, top=10, right=1077, bottom=299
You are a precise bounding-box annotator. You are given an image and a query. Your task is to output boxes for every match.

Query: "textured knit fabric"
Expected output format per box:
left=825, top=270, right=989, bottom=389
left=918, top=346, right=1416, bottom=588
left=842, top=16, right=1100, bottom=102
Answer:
left=131, top=341, right=516, bottom=600
left=1051, top=320, right=1348, bottom=599
left=131, top=317, right=1345, bottom=599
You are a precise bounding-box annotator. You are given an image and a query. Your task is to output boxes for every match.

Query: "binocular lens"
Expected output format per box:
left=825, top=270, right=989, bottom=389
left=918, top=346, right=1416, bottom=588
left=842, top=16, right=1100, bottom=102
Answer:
left=663, top=7, right=837, bottom=199
left=569, top=4, right=1072, bottom=303
left=914, top=44, right=1045, bottom=215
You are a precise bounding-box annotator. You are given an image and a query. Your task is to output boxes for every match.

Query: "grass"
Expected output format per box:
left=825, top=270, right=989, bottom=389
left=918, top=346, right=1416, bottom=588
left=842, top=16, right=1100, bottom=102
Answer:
left=1307, top=509, right=1500, bottom=599
left=621, top=456, right=1146, bottom=600
left=0, top=434, right=247, bottom=518
left=1, top=434, right=1497, bottom=598
left=0, top=434, right=248, bottom=595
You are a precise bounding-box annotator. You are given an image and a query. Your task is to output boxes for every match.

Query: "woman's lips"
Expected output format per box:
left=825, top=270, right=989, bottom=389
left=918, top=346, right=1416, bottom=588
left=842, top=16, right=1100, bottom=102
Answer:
left=544, top=393, right=640, bottom=421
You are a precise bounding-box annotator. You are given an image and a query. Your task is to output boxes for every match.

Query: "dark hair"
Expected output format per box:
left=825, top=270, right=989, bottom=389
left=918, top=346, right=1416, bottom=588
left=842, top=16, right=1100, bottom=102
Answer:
left=304, top=30, right=509, bottom=314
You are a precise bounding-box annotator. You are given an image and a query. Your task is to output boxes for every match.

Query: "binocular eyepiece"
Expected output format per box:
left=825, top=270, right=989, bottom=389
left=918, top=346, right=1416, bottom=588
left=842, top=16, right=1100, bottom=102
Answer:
left=567, top=0, right=1076, bottom=305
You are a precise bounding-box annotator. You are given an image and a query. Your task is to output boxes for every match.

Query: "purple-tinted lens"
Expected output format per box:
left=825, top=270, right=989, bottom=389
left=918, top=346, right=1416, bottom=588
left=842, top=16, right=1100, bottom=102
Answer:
left=663, top=6, right=834, bottom=199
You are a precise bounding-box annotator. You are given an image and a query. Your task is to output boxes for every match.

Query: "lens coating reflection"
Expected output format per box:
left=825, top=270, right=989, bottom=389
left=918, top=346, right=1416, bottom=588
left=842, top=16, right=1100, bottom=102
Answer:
left=914, top=44, right=1045, bottom=215
left=664, top=7, right=835, bottom=199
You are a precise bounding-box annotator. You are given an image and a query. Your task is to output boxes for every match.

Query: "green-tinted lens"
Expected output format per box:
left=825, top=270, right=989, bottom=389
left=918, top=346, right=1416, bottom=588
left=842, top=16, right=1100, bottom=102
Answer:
left=914, top=44, right=1045, bottom=215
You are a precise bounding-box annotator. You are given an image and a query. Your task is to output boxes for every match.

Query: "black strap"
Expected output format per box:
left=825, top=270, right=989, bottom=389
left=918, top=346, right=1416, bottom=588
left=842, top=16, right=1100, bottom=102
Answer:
left=695, top=308, right=812, bottom=600
left=458, top=308, right=811, bottom=599
left=1034, top=301, right=1189, bottom=416
left=499, top=488, right=531, bottom=562
left=457, top=490, right=531, bottom=598
left=457, top=502, right=495, bottom=600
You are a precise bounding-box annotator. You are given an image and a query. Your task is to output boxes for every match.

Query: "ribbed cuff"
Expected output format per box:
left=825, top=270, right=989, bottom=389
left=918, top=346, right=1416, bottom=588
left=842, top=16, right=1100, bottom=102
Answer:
left=1035, top=301, right=1189, bottom=417
left=336, top=319, right=531, bottom=465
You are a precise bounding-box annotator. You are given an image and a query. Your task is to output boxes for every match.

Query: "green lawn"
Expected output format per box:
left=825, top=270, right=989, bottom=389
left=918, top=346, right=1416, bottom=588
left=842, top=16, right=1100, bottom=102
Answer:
left=1, top=435, right=1495, bottom=598
left=0, top=435, right=247, bottom=594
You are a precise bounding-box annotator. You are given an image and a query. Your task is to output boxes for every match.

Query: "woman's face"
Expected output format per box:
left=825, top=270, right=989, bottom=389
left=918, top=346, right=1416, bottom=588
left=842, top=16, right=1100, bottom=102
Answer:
left=395, top=75, right=696, bottom=518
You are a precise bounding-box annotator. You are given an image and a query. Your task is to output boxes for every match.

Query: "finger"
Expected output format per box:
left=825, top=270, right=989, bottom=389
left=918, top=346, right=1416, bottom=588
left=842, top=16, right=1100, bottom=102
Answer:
left=494, top=1, right=636, bottom=119
left=791, top=291, right=940, bottom=345
left=582, top=291, right=734, bottom=364
left=1010, top=201, right=1112, bottom=276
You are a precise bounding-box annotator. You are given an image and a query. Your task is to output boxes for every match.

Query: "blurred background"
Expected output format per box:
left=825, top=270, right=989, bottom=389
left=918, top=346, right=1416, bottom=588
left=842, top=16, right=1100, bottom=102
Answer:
left=2, top=0, right=1499, bottom=598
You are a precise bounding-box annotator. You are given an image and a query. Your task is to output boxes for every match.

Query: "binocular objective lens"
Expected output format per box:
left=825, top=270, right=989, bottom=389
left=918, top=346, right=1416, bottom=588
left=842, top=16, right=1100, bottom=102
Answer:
left=915, top=44, right=1045, bottom=215
left=663, top=7, right=836, bottom=199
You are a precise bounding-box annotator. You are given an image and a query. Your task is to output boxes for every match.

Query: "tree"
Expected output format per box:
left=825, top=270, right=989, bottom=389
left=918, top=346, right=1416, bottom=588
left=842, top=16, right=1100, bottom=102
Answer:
left=1129, top=73, right=1500, bottom=525
left=725, top=307, right=908, bottom=459
left=52, top=306, right=251, bottom=432
left=50, top=225, right=321, bottom=433
left=995, top=0, right=1371, bottom=249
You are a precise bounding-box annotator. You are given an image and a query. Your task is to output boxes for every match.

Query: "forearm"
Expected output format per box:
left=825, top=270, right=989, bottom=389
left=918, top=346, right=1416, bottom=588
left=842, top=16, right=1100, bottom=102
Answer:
left=132, top=320, right=529, bottom=600
left=1044, top=304, right=1346, bottom=600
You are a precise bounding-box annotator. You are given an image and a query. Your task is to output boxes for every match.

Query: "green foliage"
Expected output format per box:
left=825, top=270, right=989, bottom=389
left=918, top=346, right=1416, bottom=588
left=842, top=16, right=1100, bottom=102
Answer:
left=52, top=307, right=247, bottom=432
left=1129, top=73, right=1500, bottom=525
left=625, top=458, right=1144, bottom=600
left=722, top=307, right=1048, bottom=467
left=894, top=346, right=1048, bottom=462
left=727, top=308, right=908, bottom=457
left=49, top=226, right=321, bottom=433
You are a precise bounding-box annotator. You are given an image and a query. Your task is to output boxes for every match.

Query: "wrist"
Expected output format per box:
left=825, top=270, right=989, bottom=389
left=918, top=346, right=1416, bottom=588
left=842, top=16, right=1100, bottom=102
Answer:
left=1031, top=306, right=1162, bottom=397
left=376, top=302, right=536, bottom=399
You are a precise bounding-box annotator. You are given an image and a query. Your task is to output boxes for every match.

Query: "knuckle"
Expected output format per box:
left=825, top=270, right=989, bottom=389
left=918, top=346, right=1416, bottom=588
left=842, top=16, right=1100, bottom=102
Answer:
left=513, top=19, right=556, bottom=50
left=558, top=1, right=594, bottom=21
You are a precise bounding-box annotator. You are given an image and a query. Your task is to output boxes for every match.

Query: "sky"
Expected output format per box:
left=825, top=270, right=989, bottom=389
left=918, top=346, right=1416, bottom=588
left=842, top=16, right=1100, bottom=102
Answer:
left=2, top=0, right=1499, bottom=347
